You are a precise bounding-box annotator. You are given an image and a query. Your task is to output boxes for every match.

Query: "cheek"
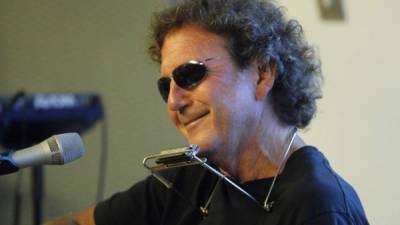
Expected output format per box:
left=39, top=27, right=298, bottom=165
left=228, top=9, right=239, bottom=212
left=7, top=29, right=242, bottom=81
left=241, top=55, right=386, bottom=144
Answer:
left=215, top=82, right=255, bottom=126
left=210, top=92, right=237, bottom=133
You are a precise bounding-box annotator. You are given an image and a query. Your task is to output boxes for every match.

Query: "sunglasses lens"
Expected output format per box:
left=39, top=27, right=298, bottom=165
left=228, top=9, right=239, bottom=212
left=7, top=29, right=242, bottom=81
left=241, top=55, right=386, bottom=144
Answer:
left=157, top=77, right=171, bottom=102
left=173, top=63, right=207, bottom=88
left=157, top=61, right=208, bottom=103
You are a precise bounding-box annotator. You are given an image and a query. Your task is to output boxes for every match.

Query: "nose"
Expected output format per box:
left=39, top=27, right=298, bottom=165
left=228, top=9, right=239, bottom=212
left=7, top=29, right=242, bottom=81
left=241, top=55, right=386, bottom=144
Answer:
left=167, top=81, right=191, bottom=112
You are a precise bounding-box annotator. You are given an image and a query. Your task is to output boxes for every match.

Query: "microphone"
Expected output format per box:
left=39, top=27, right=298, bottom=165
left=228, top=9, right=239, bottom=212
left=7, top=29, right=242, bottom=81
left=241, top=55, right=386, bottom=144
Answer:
left=0, top=133, right=84, bottom=175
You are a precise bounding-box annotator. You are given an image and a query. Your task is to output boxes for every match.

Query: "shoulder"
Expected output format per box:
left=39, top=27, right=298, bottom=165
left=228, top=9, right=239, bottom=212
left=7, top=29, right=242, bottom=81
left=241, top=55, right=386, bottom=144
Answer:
left=300, top=211, right=365, bottom=225
left=276, top=146, right=369, bottom=224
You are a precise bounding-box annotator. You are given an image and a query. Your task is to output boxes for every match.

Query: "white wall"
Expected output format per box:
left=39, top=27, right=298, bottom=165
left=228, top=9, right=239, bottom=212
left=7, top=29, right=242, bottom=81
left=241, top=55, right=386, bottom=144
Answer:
left=279, top=1, right=400, bottom=224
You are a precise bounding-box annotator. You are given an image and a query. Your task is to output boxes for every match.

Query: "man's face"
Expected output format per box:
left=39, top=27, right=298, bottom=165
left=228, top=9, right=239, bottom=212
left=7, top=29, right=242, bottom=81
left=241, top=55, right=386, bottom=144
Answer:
left=160, top=25, right=262, bottom=161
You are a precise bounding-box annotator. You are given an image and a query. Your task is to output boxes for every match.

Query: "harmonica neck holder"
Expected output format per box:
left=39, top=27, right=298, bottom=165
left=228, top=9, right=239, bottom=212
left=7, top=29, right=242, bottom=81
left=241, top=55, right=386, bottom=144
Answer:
left=142, top=144, right=259, bottom=206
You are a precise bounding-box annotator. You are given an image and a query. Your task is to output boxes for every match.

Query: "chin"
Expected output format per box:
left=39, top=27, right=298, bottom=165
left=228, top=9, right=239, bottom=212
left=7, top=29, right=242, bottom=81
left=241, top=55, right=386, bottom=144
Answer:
left=188, top=138, right=221, bottom=162
left=183, top=126, right=221, bottom=159
left=188, top=136, right=211, bottom=154
left=189, top=140, right=211, bottom=153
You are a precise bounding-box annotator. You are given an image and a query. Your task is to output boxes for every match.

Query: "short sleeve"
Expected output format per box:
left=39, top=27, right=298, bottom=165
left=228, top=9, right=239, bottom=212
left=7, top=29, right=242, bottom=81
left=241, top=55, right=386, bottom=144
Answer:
left=94, top=175, right=168, bottom=225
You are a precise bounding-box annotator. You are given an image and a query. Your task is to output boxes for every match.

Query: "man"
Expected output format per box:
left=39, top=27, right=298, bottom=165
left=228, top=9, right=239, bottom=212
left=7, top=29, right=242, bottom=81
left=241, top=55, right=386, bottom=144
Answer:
left=46, top=0, right=369, bottom=224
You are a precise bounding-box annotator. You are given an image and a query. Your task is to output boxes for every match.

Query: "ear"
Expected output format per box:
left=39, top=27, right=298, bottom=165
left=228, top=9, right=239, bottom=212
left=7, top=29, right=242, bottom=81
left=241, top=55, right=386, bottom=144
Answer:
left=255, top=62, right=277, bottom=101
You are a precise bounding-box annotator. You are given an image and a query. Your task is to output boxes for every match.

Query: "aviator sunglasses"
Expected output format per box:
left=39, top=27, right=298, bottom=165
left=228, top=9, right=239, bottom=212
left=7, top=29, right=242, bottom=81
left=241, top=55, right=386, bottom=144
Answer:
left=157, top=57, right=219, bottom=102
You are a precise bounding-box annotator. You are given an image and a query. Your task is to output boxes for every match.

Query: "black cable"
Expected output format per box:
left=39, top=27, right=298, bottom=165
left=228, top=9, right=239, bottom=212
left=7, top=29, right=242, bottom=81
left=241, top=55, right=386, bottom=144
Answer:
left=96, top=117, right=108, bottom=202
left=13, top=171, right=23, bottom=225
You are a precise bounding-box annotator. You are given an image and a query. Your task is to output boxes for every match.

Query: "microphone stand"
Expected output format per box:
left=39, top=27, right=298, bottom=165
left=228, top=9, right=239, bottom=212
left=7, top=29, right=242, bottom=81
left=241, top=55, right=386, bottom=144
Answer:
left=0, top=154, right=44, bottom=225
left=32, top=165, right=44, bottom=225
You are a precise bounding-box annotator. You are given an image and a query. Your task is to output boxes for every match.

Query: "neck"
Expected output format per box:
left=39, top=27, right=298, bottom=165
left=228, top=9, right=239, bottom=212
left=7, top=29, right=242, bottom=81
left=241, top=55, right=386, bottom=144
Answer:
left=215, top=108, right=306, bottom=183
left=235, top=130, right=304, bottom=183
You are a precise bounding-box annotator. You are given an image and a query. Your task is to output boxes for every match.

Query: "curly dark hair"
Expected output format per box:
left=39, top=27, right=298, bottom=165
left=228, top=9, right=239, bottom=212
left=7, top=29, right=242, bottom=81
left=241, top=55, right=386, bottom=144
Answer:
left=148, top=0, right=322, bottom=128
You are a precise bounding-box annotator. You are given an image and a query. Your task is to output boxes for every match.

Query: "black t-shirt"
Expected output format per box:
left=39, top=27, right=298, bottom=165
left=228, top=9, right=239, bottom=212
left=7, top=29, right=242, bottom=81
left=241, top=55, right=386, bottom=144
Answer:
left=94, top=146, right=369, bottom=225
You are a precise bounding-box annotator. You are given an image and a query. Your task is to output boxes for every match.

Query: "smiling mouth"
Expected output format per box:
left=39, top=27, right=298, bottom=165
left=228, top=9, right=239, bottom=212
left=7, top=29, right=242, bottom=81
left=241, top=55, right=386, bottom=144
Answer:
left=184, top=113, right=209, bottom=127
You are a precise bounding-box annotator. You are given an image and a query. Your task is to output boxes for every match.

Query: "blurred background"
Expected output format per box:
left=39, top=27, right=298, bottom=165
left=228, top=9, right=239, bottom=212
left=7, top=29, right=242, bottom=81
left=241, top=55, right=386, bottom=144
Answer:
left=0, top=0, right=398, bottom=224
